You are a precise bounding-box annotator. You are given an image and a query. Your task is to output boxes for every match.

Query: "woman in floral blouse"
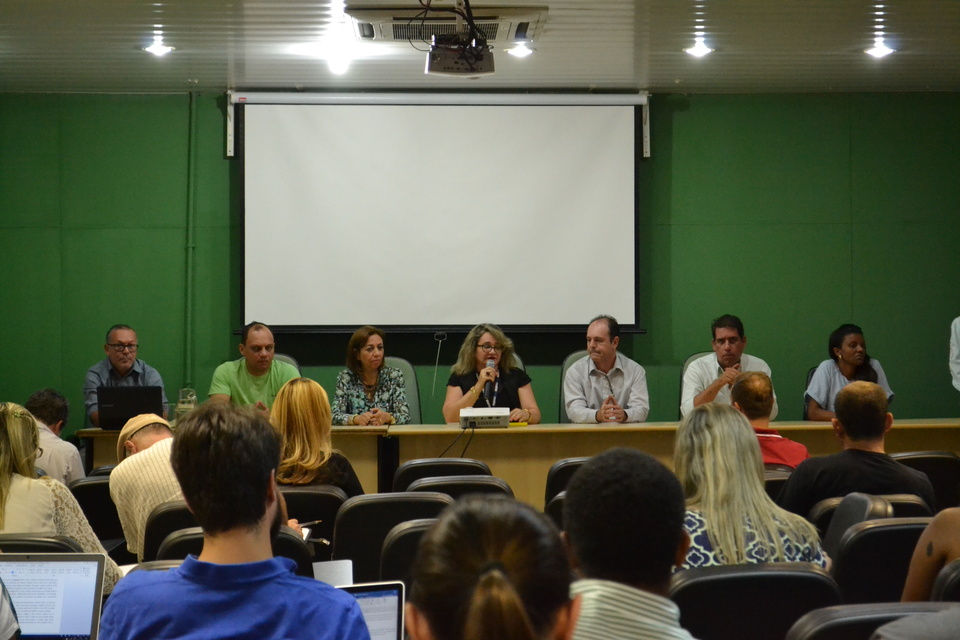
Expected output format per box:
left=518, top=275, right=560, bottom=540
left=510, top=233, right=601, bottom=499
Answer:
left=332, top=326, right=410, bottom=426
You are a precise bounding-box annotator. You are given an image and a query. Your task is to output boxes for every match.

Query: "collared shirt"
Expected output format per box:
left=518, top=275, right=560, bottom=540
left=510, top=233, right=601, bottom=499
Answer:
left=563, top=353, right=649, bottom=423
left=35, top=420, right=85, bottom=486
left=680, top=353, right=777, bottom=418
left=950, top=316, right=960, bottom=392
left=571, top=578, right=697, bottom=640
left=804, top=358, right=893, bottom=413
left=753, top=425, right=809, bottom=469
left=83, top=357, right=167, bottom=423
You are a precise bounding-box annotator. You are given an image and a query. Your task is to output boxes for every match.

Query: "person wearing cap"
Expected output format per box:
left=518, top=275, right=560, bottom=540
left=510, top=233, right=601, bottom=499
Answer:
left=108, top=413, right=182, bottom=561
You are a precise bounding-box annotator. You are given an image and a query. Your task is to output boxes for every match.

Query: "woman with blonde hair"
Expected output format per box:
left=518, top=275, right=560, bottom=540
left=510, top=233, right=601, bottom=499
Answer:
left=442, top=323, right=540, bottom=424
left=270, top=378, right=363, bottom=497
left=0, top=402, right=122, bottom=591
left=674, top=403, right=826, bottom=568
left=406, top=495, right=576, bottom=640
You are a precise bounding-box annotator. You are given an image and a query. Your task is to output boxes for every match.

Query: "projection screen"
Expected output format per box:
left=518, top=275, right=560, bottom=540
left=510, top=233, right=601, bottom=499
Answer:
left=242, top=101, right=638, bottom=330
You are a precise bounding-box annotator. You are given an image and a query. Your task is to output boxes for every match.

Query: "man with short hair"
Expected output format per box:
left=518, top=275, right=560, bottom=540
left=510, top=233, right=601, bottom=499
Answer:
left=563, top=447, right=695, bottom=640
left=731, top=372, right=808, bottom=469
left=563, top=315, right=649, bottom=423
left=680, top=314, right=778, bottom=418
left=208, top=321, right=298, bottom=411
left=100, top=403, right=370, bottom=640
left=776, top=381, right=935, bottom=517
left=24, top=388, right=84, bottom=486
left=84, top=324, right=167, bottom=427
left=109, top=414, right=182, bottom=561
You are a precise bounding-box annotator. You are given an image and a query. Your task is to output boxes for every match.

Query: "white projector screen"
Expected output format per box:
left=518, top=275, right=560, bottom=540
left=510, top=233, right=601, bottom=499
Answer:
left=242, top=102, right=637, bottom=329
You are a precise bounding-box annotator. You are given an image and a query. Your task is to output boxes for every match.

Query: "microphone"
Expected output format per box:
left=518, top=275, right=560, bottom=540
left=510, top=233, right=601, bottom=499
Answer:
left=484, top=358, right=495, bottom=403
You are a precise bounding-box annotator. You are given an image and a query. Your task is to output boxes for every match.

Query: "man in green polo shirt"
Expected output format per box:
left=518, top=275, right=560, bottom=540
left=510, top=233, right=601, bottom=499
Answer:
left=208, top=321, right=299, bottom=413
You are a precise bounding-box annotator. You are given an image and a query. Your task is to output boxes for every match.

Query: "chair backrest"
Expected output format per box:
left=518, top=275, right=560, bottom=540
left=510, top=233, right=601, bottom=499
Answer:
left=68, top=475, right=125, bottom=540
left=157, top=526, right=314, bottom=577
left=544, top=491, right=565, bottom=529
left=380, top=518, right=436, bottom=588
left=679, top=351, right=712, bottom=419
left=512, top=352, right=525, bottom=372
left=332, top=492, right=454, bottom=583
left=277, top=484, right=347, bottom=559
left=785, top=602, right=960, bottom=640
left=274, top=352, right=301, bottom=374
left=669, top=563, right=842, bottom=640
left=821, top=493, right=893, bottom=559
left=128, top=559, right=184, bottom=574
left=271, top=526, right=316, bottom=576
left=809, top=497, right=845, bottom=539
left=384, top=356, right=421, bottom=424
left=764, top=469, right=792, bottom=502
left=0, top=533, right=84, bottom=553
left=890, top=451, right=960, bottom=512
left=832, top=517, right=932, bottom=604
left=558, top=349, right=588, bottom=423
left=155, top=526, right=204, bottom=561
left=544, top=457, right=590, bottom=508
left=407, top=475, right=513, bottom=500
left=89, top=464, right=117, bottom=477
left=802, top=366, right=818, bottom=420
left=880, top=493, right=934, bottom=517
left=932, top=558, right=960, bottom=601
left=392, top=458, right=491, bottom=492
left=141, top=500, right=199, bottom=561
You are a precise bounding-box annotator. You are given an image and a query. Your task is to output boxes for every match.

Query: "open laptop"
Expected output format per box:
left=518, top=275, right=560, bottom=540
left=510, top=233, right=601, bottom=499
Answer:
left=97, top=386, right=163, bottom=430
left=0, top=553, right=106, bottom=640
left=338, top=581, right=405, bottom=640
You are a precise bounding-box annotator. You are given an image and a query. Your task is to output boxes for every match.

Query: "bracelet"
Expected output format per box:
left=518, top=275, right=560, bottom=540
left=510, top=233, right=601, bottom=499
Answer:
left=524, top=409, right=532, bottom=421
left=351, top=415, right=358, bottom=425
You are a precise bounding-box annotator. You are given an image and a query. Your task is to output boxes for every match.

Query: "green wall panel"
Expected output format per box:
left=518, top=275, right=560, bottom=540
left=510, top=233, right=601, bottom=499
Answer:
left=0, top=96, right=61, bottom=227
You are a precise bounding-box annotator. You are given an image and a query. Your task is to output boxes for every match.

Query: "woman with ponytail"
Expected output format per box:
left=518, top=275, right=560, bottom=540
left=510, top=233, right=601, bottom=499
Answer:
left=406, top=495, right=576, bottom=640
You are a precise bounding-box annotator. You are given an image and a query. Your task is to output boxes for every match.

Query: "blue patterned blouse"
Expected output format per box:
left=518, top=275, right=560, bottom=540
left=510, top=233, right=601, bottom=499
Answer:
left=332, top=366, right=410, bottom=425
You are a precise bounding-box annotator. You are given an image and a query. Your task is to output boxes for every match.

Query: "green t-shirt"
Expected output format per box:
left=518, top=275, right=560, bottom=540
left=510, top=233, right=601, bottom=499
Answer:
left=208, top=358, right=299, bottom=408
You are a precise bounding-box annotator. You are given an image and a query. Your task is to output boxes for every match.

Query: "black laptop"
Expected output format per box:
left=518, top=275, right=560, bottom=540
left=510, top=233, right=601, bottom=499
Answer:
left=97, top=385, right=163, bottom=430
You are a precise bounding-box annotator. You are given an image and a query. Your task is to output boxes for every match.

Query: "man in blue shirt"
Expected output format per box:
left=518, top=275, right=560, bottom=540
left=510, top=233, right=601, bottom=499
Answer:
left=99, top=402, right=370, bottom=640
left=84, top=324, right=167, bottom=426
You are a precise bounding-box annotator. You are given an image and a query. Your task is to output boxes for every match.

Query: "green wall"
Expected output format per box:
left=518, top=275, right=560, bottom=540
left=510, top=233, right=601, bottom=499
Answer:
left=2, top=92, right=958, bottom=435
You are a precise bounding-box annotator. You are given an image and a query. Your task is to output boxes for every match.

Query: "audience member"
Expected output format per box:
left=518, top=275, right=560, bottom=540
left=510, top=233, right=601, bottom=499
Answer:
left=109, top=413, right=182, bottom=561
left=675, top=403, right=825, bottom=569
left=900, top=507, right=960, bottom=601
left=99, top=402, right=369, bottom=640
left=332, top=326, right=410, bottom=426
left=271, top=378, right=363, bottom=497
left=0, top=402, right=122, bottom=591
left=208, top=321, right=299, bottom=412
left=563, top=447, right=695, bottom=640
left=950, top=315, right=960, bottom=393
left=731, top=372, right=809, bottom=468
left=563, top=315, right=649, bottom=423
left=778, top=381, right=934, bottom=517
left=806, top=323, right=894, bottom=421
left=442, top=324, right=541, bottom=424
left=24, top=388, right=84, bottom=485
left=680, top=314, right=778, bottom=418
left=84, top=324, right=167, bottom=427
left=407, top=494, right=575, bottom=640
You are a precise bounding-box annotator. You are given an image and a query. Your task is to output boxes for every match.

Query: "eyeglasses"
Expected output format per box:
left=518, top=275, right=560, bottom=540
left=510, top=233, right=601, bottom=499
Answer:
left=108, top=343, right=139, bottom=352
left=478, top=344, right=503, bottom=353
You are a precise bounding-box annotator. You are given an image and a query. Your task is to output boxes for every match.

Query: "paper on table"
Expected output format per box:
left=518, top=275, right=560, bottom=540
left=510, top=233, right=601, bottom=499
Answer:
left=314, top=558, right=353, bottom=585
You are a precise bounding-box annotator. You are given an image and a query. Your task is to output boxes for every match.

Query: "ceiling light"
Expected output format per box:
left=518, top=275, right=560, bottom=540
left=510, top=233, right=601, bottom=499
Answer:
left=685, top=37, right=713, bottom=57
left=506, top=43, right=534, bottom=58
left=144, top=35, right=173, bottom=57
left=865, top=36, right=894, bottom=58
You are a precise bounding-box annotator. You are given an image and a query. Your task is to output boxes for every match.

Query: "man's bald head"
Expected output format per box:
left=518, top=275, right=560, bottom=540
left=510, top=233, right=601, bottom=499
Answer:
left=730, top=371, right=774, bottom=421
left=835, top=381, right=889, bottom=442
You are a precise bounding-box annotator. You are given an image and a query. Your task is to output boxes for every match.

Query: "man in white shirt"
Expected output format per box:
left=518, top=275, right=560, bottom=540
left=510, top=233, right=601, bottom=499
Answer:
left=950, top=316, right=960, bottom=393
left=564, top=315, right=649, bottom=423
left=680, top=314, right=777, bottom=418
left=24, top=388, right=84, bottom=486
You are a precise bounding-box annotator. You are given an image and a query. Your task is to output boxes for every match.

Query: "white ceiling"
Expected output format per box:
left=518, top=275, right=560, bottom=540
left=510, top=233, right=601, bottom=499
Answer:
left=2, top=0, right=959, bottom=94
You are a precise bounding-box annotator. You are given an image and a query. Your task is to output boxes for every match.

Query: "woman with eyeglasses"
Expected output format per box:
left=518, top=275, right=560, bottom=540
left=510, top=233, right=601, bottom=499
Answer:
left=442, top=323, right=541, bottom=424
left=332, top=326, right=410, bottom=427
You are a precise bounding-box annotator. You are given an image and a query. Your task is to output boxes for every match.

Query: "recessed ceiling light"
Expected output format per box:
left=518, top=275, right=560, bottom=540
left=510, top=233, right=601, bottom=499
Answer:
left=144, top=35, right=173, bottom=57
left=685, top=37, right=713, bottom=57
left=865, top=36, right=894, bottom=58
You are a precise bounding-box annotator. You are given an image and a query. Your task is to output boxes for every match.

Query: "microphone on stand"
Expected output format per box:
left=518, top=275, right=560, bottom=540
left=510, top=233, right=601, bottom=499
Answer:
left=484, top=358, right=495, bottom=403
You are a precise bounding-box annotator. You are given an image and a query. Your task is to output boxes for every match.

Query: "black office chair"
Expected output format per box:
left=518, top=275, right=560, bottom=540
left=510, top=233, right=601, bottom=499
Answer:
left=332, top=492, right=454, bottom=583
left=809, top=494, right=928, bottom=539
left=831, top=517, right=932, bottom=604
left=785, top=602, right=960, bottom=640
left=407, top=475, right=513, bottom=500
left=932, top=558, right=960, bottom=601
left=157, top=526, right=314, bottom=576
left=544, top=457, right=590, bottom=508
left=0, top=533, right=83, bottom=553
left=764, top=469, right=793, bottom=502
left=380, top=518, right=435, bottom=588
left=141, top=500, right=199, bottom=562
left=821, top=493, right=892, bottom=559
left=277, top=484, right=348, bottom=560
left=127, top=559, right=184, bottom=574
left=890, top=451, right=960, bottom=512
left=68, top=475, right=135, bottom=563
left=392, top=458, right=491, bottom=492
left=89, top=464, right=117, bottom=476
left=669, top=563, right=842, bottom=640
left=544, top=491, right=565, bottom=530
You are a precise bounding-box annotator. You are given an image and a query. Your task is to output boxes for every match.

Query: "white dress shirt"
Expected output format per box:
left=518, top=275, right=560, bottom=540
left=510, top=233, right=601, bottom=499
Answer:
left=35, top=420, right=85, bottom=486
left=680, top=353, right=777, bottom=419
left=564, top=353, right=649, bottom=423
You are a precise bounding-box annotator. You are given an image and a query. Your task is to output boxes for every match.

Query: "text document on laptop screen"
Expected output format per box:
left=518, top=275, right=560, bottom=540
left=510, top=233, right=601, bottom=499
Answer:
left=242, top=103, right=638, bottom=330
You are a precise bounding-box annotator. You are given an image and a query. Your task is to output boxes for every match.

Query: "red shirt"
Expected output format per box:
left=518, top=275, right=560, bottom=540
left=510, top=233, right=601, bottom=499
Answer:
left=754, top=426, right=809, bottom=469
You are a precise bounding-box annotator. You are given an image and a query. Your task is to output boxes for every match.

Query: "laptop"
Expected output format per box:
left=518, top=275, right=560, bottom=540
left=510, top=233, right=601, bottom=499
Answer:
left=0, top=553, right=106, bottom=640
left=97, top=386, right=163, bottom=430
left=338, top=581, right=405, bottom=640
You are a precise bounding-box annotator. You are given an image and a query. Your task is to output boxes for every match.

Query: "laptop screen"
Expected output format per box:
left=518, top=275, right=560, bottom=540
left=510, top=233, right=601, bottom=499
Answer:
left=339, top=581, right=404, bottom=640
left=96, top=386, right=163, bottom=430
left=0, top=553, right=106, bottom=640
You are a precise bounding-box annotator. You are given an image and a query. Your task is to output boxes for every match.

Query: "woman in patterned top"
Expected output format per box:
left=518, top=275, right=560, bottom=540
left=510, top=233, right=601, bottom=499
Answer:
left=332, top=326, right=410, bottom=426
left=674, top=403, right=827, bottom=570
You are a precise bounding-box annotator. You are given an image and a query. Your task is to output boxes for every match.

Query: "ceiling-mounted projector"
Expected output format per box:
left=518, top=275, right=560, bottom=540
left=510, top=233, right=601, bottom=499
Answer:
left=425, top=34, right=495, bottom=77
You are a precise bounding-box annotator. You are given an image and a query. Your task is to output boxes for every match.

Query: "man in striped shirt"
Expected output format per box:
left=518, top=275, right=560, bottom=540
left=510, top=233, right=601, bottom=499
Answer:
left=563, top=448, right=697, bottom=640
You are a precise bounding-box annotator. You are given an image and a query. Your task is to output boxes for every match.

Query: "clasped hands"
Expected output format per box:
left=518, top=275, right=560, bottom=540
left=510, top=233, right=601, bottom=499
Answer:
left=353, top=408, right=394, bottom=426
left=596, top=395, right=626, bottom=423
